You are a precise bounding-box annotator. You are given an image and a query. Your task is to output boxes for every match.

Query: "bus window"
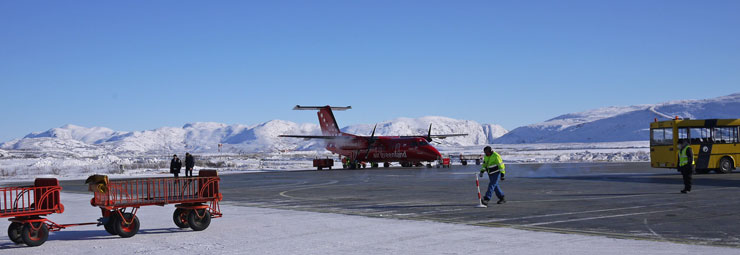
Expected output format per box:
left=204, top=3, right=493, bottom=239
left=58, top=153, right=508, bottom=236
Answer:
left=678, top=128, right=688, bottom=145
left=713, top=127, right=739, bottom=144
left=690, top=128, right=710, bottom=144
left=651, top=128, right=672, bottom=146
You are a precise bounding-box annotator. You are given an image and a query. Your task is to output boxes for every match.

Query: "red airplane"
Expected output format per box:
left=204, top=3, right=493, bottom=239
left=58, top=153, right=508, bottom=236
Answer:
left=280, top=105, right=467, bottom=169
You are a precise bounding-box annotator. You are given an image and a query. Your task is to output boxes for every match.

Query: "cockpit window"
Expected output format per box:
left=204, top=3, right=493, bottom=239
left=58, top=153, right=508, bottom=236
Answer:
left=419, top=141, right=428, bottom=146
left=410, top=142, right=418, bottom=147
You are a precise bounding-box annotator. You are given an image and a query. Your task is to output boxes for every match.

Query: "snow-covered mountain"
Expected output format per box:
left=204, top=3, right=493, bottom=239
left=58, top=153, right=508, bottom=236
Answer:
left=495, top=93, right=740, bottom=144
left=1, top=117, right=507, bottom=156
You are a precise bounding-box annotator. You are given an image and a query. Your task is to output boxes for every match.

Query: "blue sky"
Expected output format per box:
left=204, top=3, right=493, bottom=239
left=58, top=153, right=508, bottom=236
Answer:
left=1, top=0, right=739, bottom=142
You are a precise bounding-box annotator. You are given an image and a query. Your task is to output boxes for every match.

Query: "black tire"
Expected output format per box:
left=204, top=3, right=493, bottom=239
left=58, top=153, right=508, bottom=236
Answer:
left=7, top=222, right=23, bottom=244
left=173, top=208, right=190, bottom=228
left=383, top=162, right=390, bottom=168
left=114, top=212, right=140, bottom=238
left=104, top=216, right=117, bottom=235
left=317, top=167, right=322, bottom=170
left=21, top=222, right=48, bottom=247
left=187, top=209, right=211, bottom=231
left=717, top=157, right=733, bottom=174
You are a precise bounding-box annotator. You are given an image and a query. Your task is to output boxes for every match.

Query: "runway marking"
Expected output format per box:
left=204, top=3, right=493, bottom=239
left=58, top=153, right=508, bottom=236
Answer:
left=522, top=200, right=740, bottom=227
left=512, top=186, right=740, bottom=203
left=278, top=180, right=340, bottom=199
left=476, top=201, right=686, bottom=224
left=523, top=208, right=683, bottom=226
left=644, top=218, right=665, bottom=241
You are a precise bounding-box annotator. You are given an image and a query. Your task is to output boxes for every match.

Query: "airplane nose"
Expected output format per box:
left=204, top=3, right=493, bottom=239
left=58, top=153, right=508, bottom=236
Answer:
left=425, top=146, right=441, bottom=160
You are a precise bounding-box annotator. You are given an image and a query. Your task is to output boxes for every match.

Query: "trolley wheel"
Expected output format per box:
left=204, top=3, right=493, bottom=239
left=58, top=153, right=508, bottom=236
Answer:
left=173, top=208, right=190, bottom=228
left=114, top=212, right=140, bottom=238
left=187, top=209, right=211, bottom=231
left=7, top=222, right=23, bottom=244
left=21, top=222, right=48, bottom=247
left=103, top=215, right=117, bottom=235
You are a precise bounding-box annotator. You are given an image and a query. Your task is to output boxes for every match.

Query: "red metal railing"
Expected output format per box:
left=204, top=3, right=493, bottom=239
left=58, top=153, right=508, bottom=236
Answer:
left=92, top=176, right=221, bottom=209
left=0, top=181, right=63, bottom=218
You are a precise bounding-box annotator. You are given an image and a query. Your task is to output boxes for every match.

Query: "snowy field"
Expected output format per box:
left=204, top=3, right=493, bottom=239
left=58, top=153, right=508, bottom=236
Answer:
left=0, top=142, right=649, bottom=182
left=0, top=192, right=736, bottom=255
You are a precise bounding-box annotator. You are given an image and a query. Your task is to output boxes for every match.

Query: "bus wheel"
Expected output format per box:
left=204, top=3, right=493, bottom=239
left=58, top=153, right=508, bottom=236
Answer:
left=716, top=157, right=734, bottom=174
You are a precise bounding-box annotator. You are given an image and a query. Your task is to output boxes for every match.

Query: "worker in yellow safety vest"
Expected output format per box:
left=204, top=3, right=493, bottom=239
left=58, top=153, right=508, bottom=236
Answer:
left=479, top=146, right=506, bottom=205
left=678, top=140, right=695, bottom=193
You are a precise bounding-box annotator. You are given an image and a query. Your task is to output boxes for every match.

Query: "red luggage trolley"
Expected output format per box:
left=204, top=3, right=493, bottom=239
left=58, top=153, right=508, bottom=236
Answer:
left=2, top=178, right=95, bottom=246
left=90, top=170, right=222, bottom=238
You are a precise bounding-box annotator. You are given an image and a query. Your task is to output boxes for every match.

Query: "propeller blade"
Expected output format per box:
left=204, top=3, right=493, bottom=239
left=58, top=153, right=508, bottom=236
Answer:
left=426, top=123, right=433, bottom=142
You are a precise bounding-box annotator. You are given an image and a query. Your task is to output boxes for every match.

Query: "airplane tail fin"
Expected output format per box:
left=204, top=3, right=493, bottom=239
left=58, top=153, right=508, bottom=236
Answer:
left=293, top=105, right=351, bottom=136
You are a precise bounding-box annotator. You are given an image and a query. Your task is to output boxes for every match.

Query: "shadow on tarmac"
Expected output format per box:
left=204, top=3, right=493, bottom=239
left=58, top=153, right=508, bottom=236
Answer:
left=533, top=172, right=740, bottom=188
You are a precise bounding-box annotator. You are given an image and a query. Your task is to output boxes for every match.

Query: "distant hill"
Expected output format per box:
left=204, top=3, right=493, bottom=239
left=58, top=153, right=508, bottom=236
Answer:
left=1, top=117, right=508, bottom=156
left=495, top=93, right=740, bottom=144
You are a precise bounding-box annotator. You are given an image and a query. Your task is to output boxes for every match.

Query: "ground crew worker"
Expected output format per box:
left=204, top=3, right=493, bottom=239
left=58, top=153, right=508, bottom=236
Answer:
left=479, top=146, right=505, bottom=205
left=678, top=140, right=695, bottom=193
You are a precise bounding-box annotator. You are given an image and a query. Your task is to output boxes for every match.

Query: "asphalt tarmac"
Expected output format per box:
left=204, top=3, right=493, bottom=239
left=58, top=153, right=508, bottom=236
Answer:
left=58, top=162, right=740, bottom=247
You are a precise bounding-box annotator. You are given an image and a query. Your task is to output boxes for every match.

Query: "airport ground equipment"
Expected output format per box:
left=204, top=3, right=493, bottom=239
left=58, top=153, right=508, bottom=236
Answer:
left=650, top=118, right=739, bottom=173
left=2, top=178, right=97, bottom=246
left=437, top=157, right=451, bottom=168
left=458, top=154, right=483, bottom=166
left=313, top=158, right=334, bottom=170
left=90, top=170, right=222, bottom=238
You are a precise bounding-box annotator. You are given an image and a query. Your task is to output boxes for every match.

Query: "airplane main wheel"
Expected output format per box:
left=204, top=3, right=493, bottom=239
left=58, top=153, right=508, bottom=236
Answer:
left=7, top=222, right=23, bottom=244
left=21, top=222, right=48, bottom=247
left=384, top=162, right=390, bottom=168
left=188, top=209, right=211, bottom=231
left=173, top=208, right=190, bottom=228
left=114, top=213, right=140, bottom=238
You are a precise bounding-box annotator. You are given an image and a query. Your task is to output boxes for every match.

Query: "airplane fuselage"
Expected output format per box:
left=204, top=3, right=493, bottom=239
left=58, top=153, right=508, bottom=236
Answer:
left=327, top=134, right=441, bottom=163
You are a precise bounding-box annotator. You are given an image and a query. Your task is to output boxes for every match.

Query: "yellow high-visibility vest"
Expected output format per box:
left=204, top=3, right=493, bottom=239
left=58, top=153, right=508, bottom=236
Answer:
left=481, top=152, right=506, bottom=174
left=679, top=146, right=695, bottom=167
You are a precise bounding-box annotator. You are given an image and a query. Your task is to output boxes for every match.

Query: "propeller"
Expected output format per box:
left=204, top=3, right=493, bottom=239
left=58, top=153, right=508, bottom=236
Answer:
left=425, top=123, right=433, bottom=142
left=364, top=124, right=377, bottom=159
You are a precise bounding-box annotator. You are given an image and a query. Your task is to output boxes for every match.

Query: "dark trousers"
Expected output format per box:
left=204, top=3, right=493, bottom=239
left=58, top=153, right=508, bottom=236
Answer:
left=173, top=172, right=179, bottom=178
left=680, top=166, right=693, bottom=191
left=185, top=168, right=193, bottom=177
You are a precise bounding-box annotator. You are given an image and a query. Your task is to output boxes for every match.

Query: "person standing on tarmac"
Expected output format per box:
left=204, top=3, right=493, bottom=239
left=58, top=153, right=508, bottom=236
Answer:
left=480, top=146, right=506, bottom=205
left=185, top=153, right=195, bottom=177
left=678, top=140, right=695, bottom=193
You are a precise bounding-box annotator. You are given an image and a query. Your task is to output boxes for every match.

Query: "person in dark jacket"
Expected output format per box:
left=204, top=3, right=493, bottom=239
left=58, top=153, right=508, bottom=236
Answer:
left=185, top=153, right=195, bottom=177
left=170, top=154, right=182, bottom=178
left=677, top=140, right=695, bottom=193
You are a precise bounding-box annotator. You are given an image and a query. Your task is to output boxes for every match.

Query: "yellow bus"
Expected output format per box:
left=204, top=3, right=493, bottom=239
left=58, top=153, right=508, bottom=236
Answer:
left=650, top=118, right=739, bottom=174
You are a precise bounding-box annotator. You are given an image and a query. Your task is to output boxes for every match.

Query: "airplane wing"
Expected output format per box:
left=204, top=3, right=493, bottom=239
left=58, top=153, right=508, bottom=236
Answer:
left=429, top=134, right=468, bottom=139
left=278, top=135, right=350, bottom=140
